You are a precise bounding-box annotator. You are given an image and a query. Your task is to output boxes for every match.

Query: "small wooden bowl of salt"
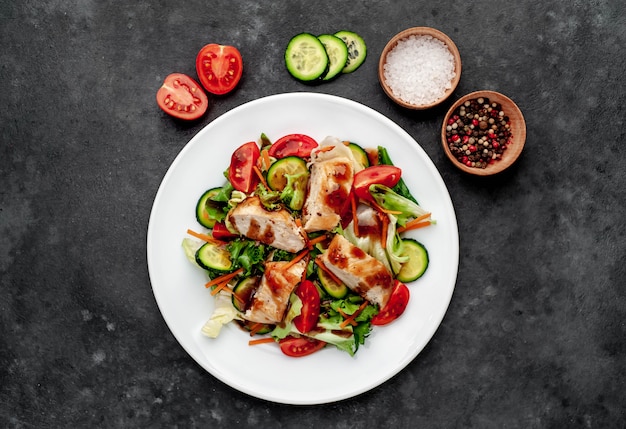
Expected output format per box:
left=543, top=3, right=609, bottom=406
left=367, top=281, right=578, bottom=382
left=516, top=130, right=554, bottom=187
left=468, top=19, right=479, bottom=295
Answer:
left=379, top=27, right=462, bottom=110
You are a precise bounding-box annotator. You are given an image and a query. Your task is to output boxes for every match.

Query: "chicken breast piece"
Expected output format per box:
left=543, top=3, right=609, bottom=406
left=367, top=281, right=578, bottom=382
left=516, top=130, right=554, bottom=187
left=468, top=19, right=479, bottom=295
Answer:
left=318, top=234, right=393, bottom=308
left=244, top=259, right=307, bottom=324
left=227, top=196, right=306, bottom=253
left=302, top=140, right=354, bottom=233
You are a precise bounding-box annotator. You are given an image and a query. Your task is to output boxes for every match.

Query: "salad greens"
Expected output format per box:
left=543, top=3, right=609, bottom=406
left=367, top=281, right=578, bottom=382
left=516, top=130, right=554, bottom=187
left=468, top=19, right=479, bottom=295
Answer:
left=183, top=134, right=433, bottom=357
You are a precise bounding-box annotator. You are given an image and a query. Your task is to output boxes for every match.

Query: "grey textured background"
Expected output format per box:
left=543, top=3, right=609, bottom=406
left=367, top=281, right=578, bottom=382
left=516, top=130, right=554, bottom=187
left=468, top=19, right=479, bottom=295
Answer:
left=1, top=1, right=625, bottom=427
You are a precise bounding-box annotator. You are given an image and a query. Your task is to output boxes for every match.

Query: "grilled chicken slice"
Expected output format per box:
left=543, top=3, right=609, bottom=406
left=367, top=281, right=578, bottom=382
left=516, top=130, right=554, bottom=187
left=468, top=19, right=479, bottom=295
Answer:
left=244, top=258, right=307, bottom=324
left=318, top=234, right=393, bottom=308
left=302, top=137, right=355, bottom=233
left=227, top=196, right=306, bottom=253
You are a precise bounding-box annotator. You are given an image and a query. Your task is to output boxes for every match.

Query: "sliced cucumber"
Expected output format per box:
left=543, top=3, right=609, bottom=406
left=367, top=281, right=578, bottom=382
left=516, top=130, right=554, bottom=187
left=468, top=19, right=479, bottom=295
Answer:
left=317, top=265, right=348, bottom=299
left=195, top=241, right=232, bottom=273
left=334, top=31, right=367, bottom=73
left=266, top=156, right=308, bottom=191
left=348, top=142, right=370, bottom=169
left=317, top=34, right=349, bottom=81
left=232, top=276, right=260, bottom=312
left=267, top=156, right=309, bottom=210
left=285, top=33, right=329, bottom=81
left=397, top=239, right=429, bottom=282
left=237, top=320, right=274, bottom=335
left=196, top=187, right=221, bottom=229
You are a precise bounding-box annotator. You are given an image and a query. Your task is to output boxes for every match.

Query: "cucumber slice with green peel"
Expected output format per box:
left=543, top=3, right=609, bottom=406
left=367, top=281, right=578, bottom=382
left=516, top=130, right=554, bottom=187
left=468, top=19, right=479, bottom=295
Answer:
left=317, top=34, right=349, bottom=81
left=334, top=30, right=367, bottom=73
left=348, top=142, right=370, bottom=169
left=317, top=265, right=348, bottom=299
left=232, top=276, right=260, bottom=312
left=285, top=33, right=329, bottom=81
left=266, top=156, right=308, bottom=191
left=195, top=241, right=232, bottom=273
left=397, top=238, right=429, bottom=282
left=196, top=187, right=222, bottom=229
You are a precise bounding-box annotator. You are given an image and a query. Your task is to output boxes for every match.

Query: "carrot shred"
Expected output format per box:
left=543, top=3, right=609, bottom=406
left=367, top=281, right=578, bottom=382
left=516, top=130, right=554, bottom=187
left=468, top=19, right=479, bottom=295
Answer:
left=253, top=165, right=269, bottom=189
left=397, top=221, right=432, bottom=233
left=397, top=213, right=432, bottom=233
left=339, top=301, right=369, bottom=329
left=380, top=214, right=389, bottom=249
left=210, top=279, right=231, bottom=296
left=248, top=323, right=265, bottom=337
left=186, top=229, right=226, bottom=246
left=351, top=192, right=359, bottom=236
left=205, top=268, right=244, bottom=289
left=248, top=337, right=276, bottom=346
left=307, top=235, right=327, bottom=247
left=296, top=218, right=310, bottom=244
left=281, top=249, right=309, bottom=271
left=315, top=257, right=344, bottom=286
left=261, top=148, right=271, bottom=171
left=338, top=309, right=358, bottom=327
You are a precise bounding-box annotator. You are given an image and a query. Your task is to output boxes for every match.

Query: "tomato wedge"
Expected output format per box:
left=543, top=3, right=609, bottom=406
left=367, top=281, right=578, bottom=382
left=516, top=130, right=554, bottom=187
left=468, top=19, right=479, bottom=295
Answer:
left=195, top=44, right=243, bottom=95
left=279, top=336, right=325, bottom=357
left=229, top=141, right=260, bottom=193
left=293, top=280, right=320, bottom=334
left=353, top=165, right=402, bottom=202
left=371, top=281, right=410, bottom=326
left=212, top=222, right=238, bottom=240
left=268, top=134, right=318, bottom=159
left=156, top=73, right=208, bottom=120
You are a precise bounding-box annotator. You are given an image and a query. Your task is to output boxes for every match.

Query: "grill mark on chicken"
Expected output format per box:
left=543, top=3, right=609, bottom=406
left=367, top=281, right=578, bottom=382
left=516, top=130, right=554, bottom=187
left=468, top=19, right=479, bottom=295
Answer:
left=320, top=234, right=394, bottom=307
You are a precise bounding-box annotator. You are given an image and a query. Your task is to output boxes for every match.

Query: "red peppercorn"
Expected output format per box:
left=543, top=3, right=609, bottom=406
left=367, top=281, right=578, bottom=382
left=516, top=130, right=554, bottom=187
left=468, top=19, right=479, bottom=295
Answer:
left=469, top=145, right=476, bottom=152
left=452, top=134, right=460, bottom=142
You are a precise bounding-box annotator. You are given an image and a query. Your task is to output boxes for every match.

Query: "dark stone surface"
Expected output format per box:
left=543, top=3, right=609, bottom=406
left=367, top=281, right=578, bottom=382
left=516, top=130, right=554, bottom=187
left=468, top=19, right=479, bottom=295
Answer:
left=1, top=1, right=625, bottom=427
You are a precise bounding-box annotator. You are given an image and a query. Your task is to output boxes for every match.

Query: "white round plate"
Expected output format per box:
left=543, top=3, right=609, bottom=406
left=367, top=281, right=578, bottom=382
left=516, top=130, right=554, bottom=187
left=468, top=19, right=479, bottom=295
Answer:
left=147, top=92, right=459, bottom=405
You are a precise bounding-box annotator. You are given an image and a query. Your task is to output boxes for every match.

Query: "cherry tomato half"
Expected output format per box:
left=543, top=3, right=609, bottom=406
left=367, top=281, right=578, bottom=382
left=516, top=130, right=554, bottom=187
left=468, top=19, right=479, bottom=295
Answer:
left=268, top=134, right=318, bottom=159
left=156, top=73, right=208, bottom=120
left=229, top=141, right=260, bottom=193
left=195, top=44, right=243, bottom=95
left=212, top=222, right=238, bottom=240
left=293, top=280, right=320, bottom=334
left=371, top=281, right=410, bottom=326
left=279, top=336, right=326, bottom=358
left=353, top=165, right=402, bottom=202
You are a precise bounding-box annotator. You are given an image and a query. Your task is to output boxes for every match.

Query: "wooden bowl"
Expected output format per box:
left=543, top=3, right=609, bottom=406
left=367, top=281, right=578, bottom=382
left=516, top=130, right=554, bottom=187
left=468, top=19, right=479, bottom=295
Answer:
left=441, top=90, right=526, bottom=176
left=378, top=27, right=462, bottom=110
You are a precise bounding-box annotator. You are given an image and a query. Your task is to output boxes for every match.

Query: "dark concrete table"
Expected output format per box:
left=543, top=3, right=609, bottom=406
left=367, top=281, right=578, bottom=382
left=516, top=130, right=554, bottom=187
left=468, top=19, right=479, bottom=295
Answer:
left=2, top=1, right=624, bottom=427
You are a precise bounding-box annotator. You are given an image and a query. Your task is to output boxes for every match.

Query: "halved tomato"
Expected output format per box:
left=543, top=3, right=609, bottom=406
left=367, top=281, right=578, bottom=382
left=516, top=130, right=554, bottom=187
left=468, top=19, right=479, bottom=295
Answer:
left=268, top=134, right=318, bottom=159
left=353, top=165, right=402, bottom=202
left=156, top=73, right=208, bottom=120
left=229, top=141, right=260, bottom=193
left=279, top=336, right=326, bottom=357
left=195, top=44, right=243, bottom=95
left=371, top=281, right=410, bottom=326
left=293, top=280, right=320, bottom=334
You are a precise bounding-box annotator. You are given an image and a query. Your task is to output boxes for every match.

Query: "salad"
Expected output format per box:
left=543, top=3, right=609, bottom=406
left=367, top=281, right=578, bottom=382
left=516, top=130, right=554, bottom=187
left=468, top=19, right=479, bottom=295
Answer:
left=182, top=133, right=435, bottom=358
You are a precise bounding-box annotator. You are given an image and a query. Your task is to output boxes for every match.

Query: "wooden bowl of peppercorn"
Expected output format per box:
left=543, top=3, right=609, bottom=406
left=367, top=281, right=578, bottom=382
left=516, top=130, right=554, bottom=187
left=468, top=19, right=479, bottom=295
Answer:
left=441, top=90, right=526, bottom=175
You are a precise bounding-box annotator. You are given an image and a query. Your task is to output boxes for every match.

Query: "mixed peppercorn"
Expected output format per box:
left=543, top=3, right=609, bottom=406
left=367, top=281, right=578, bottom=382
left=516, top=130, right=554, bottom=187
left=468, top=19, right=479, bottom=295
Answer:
left=445, top=97, right=513, bottom=169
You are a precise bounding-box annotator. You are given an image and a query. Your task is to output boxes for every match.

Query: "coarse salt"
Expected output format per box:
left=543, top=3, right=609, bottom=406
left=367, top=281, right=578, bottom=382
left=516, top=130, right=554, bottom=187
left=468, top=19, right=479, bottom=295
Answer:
left=383, top=35, right=456, bottom=106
